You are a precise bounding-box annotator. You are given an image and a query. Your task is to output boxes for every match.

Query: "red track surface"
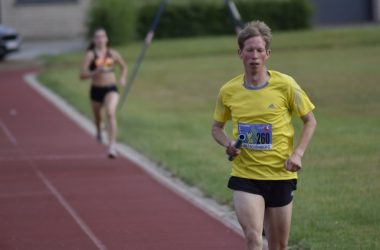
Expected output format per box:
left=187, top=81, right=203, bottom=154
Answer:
left=0, top=68, right=244, bottom=250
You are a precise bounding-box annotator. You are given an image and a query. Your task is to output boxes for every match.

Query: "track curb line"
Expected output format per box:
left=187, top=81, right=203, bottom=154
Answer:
left=24, top=73, right=243, bottom=237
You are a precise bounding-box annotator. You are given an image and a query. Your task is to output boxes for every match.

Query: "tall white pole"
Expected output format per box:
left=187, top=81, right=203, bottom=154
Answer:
left=0, top=0, right=3, bottom=24
left=374, top=0, right=380, bottom=22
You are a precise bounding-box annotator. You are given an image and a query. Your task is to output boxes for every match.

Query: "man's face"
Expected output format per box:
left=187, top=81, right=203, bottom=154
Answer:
left=238, top=36, right=270, bottom=71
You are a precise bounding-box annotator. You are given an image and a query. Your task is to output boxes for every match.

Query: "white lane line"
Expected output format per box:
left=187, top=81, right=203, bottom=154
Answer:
left=1, top=77, right=107, bottom=248
left=25, top=72, right=243, bottom=236
left=0, top=118, right=18, bottom=146
left=35, top=169, right=108, bottom=250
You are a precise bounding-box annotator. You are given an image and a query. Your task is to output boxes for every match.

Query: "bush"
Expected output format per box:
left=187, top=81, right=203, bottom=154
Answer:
left=237, top=0, right=313, bottom=31
left=137, top=0, right=312, bottom=39
left=137, top=2, right=232, bottom=39
left=86, top=0, right=136, bottom=45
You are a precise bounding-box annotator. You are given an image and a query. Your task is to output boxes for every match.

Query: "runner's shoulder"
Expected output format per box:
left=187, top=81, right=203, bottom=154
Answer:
left=220, top=74, right=244, bottom=92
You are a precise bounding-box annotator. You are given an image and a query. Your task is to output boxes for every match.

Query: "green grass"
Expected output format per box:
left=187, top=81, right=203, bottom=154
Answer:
left=39, top=25, right=380, bottom=249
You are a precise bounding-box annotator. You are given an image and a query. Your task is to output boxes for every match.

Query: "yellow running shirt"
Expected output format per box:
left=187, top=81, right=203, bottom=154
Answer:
left=213, top=70, right=315, bottom=180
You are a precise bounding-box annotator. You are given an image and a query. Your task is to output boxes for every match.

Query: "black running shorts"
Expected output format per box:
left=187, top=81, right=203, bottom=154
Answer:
left=90, top=85, right=118, bottom=103
left=228, top=176, right=297, bottom=207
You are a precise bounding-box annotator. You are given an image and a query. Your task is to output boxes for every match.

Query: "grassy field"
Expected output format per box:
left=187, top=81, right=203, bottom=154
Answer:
left=39, top=25, right=380, bottom=249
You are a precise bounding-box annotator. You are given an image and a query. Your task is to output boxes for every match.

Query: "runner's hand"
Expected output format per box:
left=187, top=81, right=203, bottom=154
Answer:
left=226, top=141, right=241, bottom=158
left=119, top=78, right=126, bottom=86
left=284, top=153, right=302, bottom=172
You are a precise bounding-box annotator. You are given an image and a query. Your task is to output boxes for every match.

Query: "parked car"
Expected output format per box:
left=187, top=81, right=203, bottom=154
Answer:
left=0, top=25, right=22, bottom=60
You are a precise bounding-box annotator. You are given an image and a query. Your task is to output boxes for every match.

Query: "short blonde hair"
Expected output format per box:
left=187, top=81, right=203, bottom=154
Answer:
left=237, top=21, right=272, bottom=50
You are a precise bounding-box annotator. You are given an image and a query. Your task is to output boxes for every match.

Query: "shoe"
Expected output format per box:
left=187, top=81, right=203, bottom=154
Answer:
left=96, top=133, right=103, bottom=143
left=107, top=145, right=117, bottom=159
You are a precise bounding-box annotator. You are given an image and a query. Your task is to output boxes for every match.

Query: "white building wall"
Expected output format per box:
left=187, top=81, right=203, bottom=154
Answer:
left=2, top=0, right=90, bottom=39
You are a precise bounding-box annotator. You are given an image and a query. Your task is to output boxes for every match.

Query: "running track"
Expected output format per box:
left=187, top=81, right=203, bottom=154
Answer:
left=0, top=68, right=244, bottom=250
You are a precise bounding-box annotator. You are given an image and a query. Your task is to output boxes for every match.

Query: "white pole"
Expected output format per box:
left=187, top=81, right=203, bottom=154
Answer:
left=374, top=0, right=380, bottom=22
left=0, top=0, right=2, bottom=24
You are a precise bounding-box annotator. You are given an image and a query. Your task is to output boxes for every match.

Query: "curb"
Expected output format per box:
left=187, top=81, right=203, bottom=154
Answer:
left=24, top=73, right=243, bottom=237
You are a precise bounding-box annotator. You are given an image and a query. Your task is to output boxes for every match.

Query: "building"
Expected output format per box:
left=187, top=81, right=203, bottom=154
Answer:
left=0, top=0, right=90, bottom=39
left=310, top=0, right=380, bottom=26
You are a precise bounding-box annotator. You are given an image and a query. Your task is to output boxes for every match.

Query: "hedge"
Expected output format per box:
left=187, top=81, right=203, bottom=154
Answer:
left=137, top=2, right=231, bottom=38
left=237, top=0, right=313, bottom=31
left=86, top=0, right=137, bottom=45
left=137, top=0, right=312, bottom=39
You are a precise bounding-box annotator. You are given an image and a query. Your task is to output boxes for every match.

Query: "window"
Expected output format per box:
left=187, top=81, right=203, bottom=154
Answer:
left=16, top=0, right=78, bottom=4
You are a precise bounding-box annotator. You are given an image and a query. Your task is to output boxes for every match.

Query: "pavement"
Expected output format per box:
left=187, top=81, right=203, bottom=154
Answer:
left=6, top=38, right=86, bottom=60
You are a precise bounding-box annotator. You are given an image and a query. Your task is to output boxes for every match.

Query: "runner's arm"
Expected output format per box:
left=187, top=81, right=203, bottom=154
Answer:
left=79, top=51, right=99, bottom=80
left=212, top=120, right=240, bottom=157
left=112, top=50, right=128, bottom=86
left=285, top=111, right=317, bottom=171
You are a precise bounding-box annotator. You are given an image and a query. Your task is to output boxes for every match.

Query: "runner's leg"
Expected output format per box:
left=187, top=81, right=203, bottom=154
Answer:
left=91, top=101, right=103, bottom=142
left=233, top=191, right=266, bottom=250
left=104, top=91, right=119, bottom=147
left=263, top=202, right=292, bottom=250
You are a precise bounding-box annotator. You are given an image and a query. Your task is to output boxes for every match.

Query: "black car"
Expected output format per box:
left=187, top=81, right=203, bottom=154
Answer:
left=0, top=25, right=22, bottom=60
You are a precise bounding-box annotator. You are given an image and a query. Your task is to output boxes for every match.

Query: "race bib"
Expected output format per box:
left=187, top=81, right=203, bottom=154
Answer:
left=238, top=123, right=272, bottom=150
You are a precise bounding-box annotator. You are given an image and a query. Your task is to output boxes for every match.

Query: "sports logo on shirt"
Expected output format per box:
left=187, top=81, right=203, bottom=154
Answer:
left=267, top=103, right=276, bottom=109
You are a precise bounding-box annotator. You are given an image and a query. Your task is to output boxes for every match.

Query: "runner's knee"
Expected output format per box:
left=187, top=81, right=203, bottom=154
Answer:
left=244, top=228, right=263, bottom=248
left=269, top=238, right=288, bottom=250
left=106, top=111, right=116, bottom=121
left=266, top=231, right=288, bottom=250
